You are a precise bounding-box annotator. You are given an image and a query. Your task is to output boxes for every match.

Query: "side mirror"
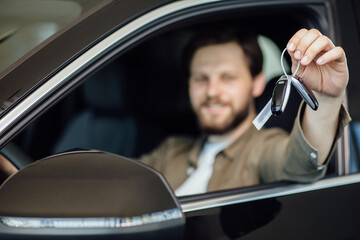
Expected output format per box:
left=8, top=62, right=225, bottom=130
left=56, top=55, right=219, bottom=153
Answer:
left=0, top=150, right=185, bottom=239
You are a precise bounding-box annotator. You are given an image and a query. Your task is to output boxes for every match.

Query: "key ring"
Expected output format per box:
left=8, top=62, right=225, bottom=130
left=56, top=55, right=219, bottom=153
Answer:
left=270, top=48, right=301, bottom=115
left=280, top=48, right=300, bottom=77
left=280, top=48, right=319, bottom=110
left=268, top=48, right=296, bottom=115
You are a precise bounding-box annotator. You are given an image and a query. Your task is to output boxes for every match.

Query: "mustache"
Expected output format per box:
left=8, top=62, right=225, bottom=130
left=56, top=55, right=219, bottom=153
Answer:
left=200, top=98, right=229, bottom=106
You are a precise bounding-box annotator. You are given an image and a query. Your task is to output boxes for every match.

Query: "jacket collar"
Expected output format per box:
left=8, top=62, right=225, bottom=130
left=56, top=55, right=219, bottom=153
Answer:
left=222, top=125, right=258, bottom=161
left=187, top=125, right=259, bottom=165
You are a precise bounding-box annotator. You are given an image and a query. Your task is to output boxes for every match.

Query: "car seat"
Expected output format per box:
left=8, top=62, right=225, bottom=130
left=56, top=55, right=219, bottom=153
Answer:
left=53, top=64, right=137, bottom=157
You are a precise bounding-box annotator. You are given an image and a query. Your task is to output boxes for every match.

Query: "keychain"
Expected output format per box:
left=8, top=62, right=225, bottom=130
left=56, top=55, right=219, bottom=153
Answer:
left=252, top=48, right=319, bottom=130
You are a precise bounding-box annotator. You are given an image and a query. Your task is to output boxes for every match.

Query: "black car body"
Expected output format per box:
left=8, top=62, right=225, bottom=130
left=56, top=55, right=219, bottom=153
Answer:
left=0, top=0, right=360, bottom=239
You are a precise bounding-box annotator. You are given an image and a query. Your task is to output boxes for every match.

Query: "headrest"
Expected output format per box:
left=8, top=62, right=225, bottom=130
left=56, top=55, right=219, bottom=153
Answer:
left=258, top=35, right=290, bottom=83
left=82, top=64, right=127, bottom=112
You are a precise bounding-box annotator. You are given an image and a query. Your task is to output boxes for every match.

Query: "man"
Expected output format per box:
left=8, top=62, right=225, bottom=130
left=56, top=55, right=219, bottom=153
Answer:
left=140, top=26, right=350, bottom=196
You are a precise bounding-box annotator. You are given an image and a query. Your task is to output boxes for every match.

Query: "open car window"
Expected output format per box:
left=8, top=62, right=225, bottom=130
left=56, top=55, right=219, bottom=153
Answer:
left=10, top=31, right=289, bottom=155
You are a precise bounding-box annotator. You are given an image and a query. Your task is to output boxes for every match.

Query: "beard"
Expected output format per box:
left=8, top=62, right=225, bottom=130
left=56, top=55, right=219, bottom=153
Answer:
left=196, top=102, right=250, bottom=135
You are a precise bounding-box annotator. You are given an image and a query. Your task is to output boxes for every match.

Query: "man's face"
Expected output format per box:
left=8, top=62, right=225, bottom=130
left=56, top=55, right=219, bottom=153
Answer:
left=189, top=41, right=255, bottom=135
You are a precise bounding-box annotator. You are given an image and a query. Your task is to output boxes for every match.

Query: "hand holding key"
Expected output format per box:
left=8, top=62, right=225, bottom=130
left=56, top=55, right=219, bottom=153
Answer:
left=287, top=28, right=348, bottom=99
left=253, top=29, right=348, bottom=131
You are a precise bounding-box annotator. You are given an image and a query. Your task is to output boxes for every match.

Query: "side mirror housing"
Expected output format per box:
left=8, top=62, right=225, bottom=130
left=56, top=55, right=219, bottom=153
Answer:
left=0, top=150, right=185, bottom=239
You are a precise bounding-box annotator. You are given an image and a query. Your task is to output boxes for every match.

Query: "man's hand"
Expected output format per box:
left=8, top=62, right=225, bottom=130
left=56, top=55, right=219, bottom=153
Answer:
left=286, top=28, right=349, bottom=164
left=287, top=28, right=348, bottom=98
left=0, top=154, right=17, bottom=184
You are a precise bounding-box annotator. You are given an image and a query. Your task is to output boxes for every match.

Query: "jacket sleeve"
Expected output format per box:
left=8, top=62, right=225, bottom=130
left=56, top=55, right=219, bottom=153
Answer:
left=138, top=138, right=173, bottom=172
left=138, top=136, right=195, bottom=173
left=259, top=101, right=351, bottom=183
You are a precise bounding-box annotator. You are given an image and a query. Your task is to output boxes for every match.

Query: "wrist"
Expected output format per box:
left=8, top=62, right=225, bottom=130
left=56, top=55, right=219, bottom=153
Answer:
left=310, top=90, right=345, bottom=121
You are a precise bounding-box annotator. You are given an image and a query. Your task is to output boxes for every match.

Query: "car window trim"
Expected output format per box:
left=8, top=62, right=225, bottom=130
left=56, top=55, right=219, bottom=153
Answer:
left=180, top=173, right=360, bottom=212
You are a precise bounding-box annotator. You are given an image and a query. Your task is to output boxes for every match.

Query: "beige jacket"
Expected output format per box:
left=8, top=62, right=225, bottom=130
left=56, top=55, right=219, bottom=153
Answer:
left=140, top=103, right=350, bottom=192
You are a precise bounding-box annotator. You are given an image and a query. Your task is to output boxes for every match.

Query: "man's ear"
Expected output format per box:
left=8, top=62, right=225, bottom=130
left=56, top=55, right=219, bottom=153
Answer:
left=252, top=72, right=266, bottom=98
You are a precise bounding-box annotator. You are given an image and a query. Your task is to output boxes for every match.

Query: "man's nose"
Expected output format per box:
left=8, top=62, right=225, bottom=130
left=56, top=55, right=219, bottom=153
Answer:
left=206, top=79, right=221, bottom=97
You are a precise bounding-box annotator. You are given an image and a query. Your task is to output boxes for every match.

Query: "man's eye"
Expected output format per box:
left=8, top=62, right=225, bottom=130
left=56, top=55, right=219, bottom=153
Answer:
left=223, top=74, right=235, bottom=81
left=193, top=76, right=207, bottom=82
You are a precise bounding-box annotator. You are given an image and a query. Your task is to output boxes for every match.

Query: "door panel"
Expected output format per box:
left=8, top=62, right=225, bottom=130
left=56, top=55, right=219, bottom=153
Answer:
left=184, top=182, right=360, bottom=239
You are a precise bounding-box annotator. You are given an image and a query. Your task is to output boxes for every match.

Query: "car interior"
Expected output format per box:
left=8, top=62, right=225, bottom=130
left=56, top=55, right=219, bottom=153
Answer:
left=2, top=5, right=344, bottom=189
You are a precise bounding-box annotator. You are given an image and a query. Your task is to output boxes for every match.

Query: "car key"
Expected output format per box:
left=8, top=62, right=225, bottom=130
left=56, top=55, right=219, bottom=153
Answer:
left=271, top=75, right=291, bottom=115
left=252, top=75, right=291, bottom=130
left=290, top=75, right=318, bottom=110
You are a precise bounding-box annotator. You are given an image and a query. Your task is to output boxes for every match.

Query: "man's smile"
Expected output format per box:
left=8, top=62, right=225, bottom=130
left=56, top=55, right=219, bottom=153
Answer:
left=200, top=102, right=230, bottom=116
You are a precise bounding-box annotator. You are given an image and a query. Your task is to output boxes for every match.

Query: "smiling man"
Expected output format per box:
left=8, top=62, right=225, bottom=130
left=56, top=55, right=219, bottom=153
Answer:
left=140, top=25, right=350, bottom=196
left=188, top=40, right=264, bottom=137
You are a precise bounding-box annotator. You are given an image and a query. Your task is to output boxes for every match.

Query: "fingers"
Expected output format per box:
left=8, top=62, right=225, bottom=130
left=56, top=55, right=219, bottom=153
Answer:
left=300, top=35, right=333, bottom=65
left=287, top=28, right=308, bottom=52
left=316, top=46, right=346, bottom=65
left=286, top=28, right=344, bottom=66
left=288, top=28, right=322, bottom=58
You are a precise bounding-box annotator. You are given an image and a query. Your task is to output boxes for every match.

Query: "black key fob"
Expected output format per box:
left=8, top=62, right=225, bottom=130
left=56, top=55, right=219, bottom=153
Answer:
left=271, top=75, right=291, bottom=115
left=290, top=75, right=319, bottom=110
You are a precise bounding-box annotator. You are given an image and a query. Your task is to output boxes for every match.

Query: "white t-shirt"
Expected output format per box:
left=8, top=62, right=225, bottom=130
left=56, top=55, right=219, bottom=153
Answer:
left=175, top=137, right=229, bottom=196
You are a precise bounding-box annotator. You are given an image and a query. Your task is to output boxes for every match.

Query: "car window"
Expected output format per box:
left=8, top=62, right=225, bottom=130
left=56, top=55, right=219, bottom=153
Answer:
left=6, top=23, right=301, bottom=176
left=0, top=0, right=104, bottom=75
left=6, top=31, right=288, bottom=157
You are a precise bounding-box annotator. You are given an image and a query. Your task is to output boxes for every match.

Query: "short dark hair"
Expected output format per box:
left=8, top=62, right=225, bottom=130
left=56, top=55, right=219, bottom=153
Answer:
left=183, top=25, right=263, bottom=78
